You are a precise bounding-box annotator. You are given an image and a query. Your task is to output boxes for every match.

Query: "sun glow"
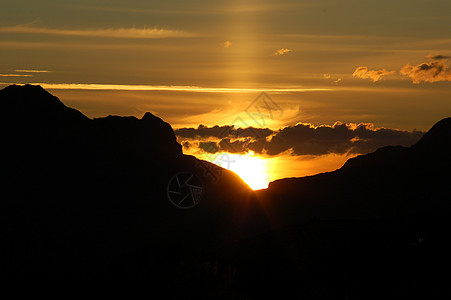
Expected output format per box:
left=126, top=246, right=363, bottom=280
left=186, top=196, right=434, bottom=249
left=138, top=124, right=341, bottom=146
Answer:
left=194, top=150, right=269, bottom=190
left=225, top=151, right=269, bottom=190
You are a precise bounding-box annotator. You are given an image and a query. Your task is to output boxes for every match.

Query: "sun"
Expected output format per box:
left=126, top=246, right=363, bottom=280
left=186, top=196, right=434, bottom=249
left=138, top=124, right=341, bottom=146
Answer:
left=222, top=151, right=269, bottom=190
left=189, top=149, right=270, bottom=190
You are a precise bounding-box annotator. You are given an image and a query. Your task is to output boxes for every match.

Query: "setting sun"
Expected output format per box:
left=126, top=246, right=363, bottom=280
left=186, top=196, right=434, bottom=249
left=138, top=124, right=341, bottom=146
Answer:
left=198, top=151, right=269, bottom=190
left=226, top=151, right=269, bottom=190
left=1, top=0, right=448, bottom=293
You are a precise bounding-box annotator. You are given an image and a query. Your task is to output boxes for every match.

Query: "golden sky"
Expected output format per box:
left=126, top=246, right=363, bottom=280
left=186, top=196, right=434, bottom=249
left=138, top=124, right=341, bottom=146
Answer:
left=1, top=0, right=451, bottom=188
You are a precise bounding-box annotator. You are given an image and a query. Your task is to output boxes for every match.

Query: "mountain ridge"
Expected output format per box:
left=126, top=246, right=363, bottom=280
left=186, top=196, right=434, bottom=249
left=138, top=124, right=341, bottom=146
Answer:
left=1, top=84, right=450, bottom=297
left=0, top=84, right=266, bottom=281
left=259, top=115, right=450, bottom=227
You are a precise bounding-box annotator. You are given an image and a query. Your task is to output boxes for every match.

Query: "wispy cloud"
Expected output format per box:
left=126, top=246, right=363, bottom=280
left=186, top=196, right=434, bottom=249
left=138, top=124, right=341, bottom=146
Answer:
left=0, top=25, right=197, bottom=39
left=3, top=83, right=331, bottom=93
left=352, top=67, right=395, bottom=82
left=81, top=3, right=305, bottom=15
left=401, top=61, right=451, bottom=84
left=274, top=48, right=292, bottom=56
left=323, top=73, right=342, bottom=84
left=15, top=69, right=51, bottom=73
left=0, top=69, right=51, bottom=78
left=0, top=74, right=33, bottom=77
left=425, top=54, right=450, bottom=60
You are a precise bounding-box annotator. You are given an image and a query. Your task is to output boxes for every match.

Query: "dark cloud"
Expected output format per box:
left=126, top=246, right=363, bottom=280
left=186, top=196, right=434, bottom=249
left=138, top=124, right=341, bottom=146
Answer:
left=175, top=124, right=273, bottom=139
left=266, top=122, right=354, bottom=155
left=199, top=141, right=218, bottom=153
left=175, top=124, right=233, bottom=139
left=218, top=138, right=250, bottom=153
left=401, top=60, right=451, bottom=83
left=176, top=122, right=424, bottom=156
left=426, top=54, right=451, bottom=60
left=350, top=124, right=425, bottom=154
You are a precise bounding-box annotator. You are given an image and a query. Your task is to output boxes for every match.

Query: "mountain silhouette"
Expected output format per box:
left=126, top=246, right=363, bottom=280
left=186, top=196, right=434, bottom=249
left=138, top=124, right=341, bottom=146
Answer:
left=250, top=116, right=451, bottom=298
left=256, top=117, right=451, bottom=226
left=0, top=84, right=266, bottom=282
left=1, top=85, right=449, bottom=298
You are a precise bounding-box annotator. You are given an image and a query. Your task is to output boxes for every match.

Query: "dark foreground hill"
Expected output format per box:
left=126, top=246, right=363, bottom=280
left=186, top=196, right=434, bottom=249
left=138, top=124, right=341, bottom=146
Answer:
left=252, top=117, right=451, bottom=298
left=0, top=85, right=266, bottom=281
left=257, top=117, right=451, bottom=225
left=1, top=85, right=450, bottom=298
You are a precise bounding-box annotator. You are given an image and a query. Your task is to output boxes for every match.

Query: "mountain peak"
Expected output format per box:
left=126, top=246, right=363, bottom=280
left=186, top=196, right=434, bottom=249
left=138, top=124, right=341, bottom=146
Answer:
left=1, top=84, right=59, bottom=104
left=411, top=117, right=451, bottom=152
left=141, top=112, right=159, bottom=121
left=0, top=84, right=89, bottom=123
left=3, top=83, right=47, bottom=92
left=0, top=84, right=184, bottom=157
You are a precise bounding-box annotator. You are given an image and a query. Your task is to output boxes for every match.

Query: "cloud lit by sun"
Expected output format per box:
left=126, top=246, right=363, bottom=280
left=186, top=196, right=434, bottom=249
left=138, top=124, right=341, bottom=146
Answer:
left=273, top=48, right=292, bottom=56
left=2, top=0, right=450, bottom=192
left=221, top=40, right=232, bottom=48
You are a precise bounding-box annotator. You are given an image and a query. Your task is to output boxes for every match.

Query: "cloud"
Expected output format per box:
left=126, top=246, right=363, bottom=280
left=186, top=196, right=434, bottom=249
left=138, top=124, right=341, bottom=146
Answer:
left=274, top=48, right=292, bottom=56
left=175, top=124, right=273, bottom=140
left=176, top=122, right=424, bottom=157
left=0, top=25, right=197, bottom=39
left=400, top=61, right=451, bottom=83
left=352, top=67, right=395, bottom=82
left=15, top=69, right=51, bottom=73
left=3, top=83, right=330, bottom=93
left=0, top=74, right=32, bottom=77
left=0, top=69, right=50, bottom=78
left=221, top=41, right=232, bottom=48
left=425, top=54, right=450, bottom=60
left=199, top=142, right=219, bottom=153
left=323, top=74, right=341, bottom=84
left=86, top=2, right=304, bottom=15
